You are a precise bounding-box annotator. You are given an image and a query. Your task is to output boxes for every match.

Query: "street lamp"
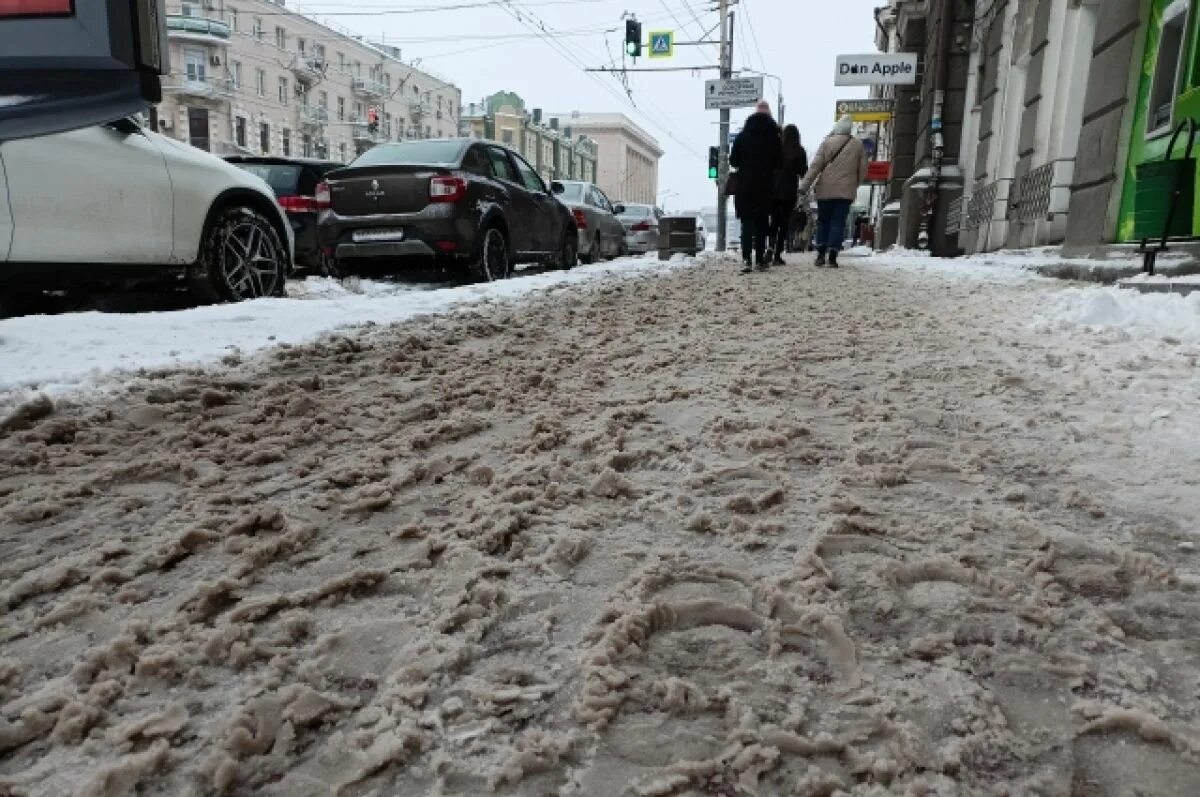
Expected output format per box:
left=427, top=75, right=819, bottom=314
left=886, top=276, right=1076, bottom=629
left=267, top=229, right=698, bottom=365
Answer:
left=658, top=189, right=678, bottom=212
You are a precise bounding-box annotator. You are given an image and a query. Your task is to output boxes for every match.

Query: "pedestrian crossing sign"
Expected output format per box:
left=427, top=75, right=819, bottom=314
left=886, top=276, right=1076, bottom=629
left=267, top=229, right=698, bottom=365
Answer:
left=648, top=30, right=674, bottom=58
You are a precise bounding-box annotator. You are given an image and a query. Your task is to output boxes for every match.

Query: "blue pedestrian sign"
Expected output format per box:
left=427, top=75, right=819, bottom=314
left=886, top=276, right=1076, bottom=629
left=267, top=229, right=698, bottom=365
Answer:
left=648, top=30, right=674, bottom=58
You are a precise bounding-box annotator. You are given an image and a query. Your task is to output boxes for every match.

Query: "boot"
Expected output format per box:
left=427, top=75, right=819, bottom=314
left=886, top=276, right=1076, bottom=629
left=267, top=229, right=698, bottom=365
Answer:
left=828, top=250, right=839, bottom=268
left=741, top=256, right=753, bottom=274
left=814, top=249, right=826, bottom=267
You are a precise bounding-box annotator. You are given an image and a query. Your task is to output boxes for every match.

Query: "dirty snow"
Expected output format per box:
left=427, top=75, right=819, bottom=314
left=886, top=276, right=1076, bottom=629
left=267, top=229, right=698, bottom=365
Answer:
left=1, top=252, right=1199, bottom=795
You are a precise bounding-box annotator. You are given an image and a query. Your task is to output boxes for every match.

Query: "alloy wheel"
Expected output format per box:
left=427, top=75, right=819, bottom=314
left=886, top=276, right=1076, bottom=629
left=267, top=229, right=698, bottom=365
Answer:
left=220, top=219, right=284, bottom=299
left=481, top=228, right=509, bottom=281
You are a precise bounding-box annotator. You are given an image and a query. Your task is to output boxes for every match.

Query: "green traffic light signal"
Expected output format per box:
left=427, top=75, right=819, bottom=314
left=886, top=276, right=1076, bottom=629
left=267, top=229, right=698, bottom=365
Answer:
left=708, top=166, right=718, bottom=179
left=626, top=40, right=638, bottom=56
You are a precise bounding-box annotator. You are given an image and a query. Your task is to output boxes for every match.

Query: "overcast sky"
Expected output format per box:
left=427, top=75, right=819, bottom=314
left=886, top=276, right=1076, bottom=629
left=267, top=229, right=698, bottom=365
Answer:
left=294, top=0, right=881, bottom=209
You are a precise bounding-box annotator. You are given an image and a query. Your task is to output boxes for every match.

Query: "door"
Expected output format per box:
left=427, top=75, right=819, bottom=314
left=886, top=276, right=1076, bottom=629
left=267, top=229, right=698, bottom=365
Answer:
left=4, top=121, right=174, bottom=264
left=593, top=186, right=623, bottom=255
left=510, top=151, right=559, bottom=252
left=485, top=146, right=535, bottom=255
left=188, top=108, right=210, bottom=152
left=183, top=48, right=207, bottom=92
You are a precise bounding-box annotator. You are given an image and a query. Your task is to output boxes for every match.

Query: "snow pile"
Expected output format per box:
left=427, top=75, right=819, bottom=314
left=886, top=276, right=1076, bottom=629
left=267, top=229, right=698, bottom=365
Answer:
left=1045, top=286, right=1200, bottom=341
left=0, top=256, right=691, bottom=404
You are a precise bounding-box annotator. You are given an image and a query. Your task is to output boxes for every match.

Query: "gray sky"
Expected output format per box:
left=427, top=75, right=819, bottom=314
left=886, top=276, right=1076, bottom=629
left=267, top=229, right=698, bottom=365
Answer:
left=294, top=0, right=881, bottom=209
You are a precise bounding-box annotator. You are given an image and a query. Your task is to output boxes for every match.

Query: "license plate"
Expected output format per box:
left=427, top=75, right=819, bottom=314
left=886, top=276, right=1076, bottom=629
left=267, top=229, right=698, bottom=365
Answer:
left=353, top=228, right=405, bottom=243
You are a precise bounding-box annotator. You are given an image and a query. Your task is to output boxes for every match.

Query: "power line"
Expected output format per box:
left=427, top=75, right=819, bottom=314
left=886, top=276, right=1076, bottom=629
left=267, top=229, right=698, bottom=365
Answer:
left=740, top=0, right=766, bottom=74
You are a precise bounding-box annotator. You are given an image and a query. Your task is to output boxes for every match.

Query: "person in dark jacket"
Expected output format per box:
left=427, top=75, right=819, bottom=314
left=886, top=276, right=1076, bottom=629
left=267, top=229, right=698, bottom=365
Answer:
left=769, top=124, right=808, bottom=264
left=729, top=100, right=782, bottom=272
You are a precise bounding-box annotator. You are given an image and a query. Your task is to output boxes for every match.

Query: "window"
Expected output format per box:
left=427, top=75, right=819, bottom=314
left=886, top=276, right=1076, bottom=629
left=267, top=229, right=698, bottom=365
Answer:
left=337, top=96, right=345, bottom=120
left=462, top=146, right=491, bottom=177
left=512, top=153, right=547, bottom=193
left=487, top=147, right=518, bottom=182
left=339, top=142, right=346, bottom=162
left=413, top=85, right=419, bottom=96
left=302, top=133, right=312, bottom=157
left=279, top=77, right=289, bottom=105
left=385, top=73, right=392, bottom=92
left=1148, top=0, right=1190, bottom=136
left=384, top=112, right=392, bottom=138
left=180, top=1, right=194, bottom=16
left=230, top=61, right=242, bottom=90
left=354, top=102, right=364, bottom=121
left=255, top=68, right=266, bottom=96
left=319, top=90, right=327, bottom=110
left=260, top=122, right=270, bottom=154
left=235, top=116, right=247, bottom=148
left=354, top=61, right=361, bottom=76
left=501, top=129, right=514, bottom=144
left=297, top=37, right=305, bottom=55
left=425, top=126, right=431, bottom=139
left=183, top=48, right=206, bottom=85
left=338, top=52, right=346, bottom=72
left=275, top=26, right=286, bottom=49
left=282, top=129, right=291, bottom=157
left=252, top=17, right=263, bottom=40
left=228, top=7, right=237, bottom=32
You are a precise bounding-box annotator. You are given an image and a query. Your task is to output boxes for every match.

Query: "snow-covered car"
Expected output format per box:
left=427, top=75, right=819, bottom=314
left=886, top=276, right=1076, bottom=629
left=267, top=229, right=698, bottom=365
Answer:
left=618, top=203, right=663, bottom=255
left=555, top=180, right=627, bottom=263
left=0, top=118, right=293, bottom=310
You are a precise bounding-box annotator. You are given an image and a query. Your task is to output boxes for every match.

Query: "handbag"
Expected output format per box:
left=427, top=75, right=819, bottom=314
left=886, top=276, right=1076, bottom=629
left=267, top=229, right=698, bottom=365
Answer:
left=724, top=171, right=739, bottom=197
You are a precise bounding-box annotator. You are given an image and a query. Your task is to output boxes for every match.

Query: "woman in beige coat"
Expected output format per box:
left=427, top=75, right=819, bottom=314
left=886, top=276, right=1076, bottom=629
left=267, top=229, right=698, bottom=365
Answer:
left=799, top=114, right=869, bottom=267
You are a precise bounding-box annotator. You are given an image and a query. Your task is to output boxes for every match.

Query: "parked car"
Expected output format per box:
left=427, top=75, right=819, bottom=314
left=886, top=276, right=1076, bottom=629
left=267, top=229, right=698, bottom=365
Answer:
left=618, top=203, right=664, bottom=255
left=0, top=119, right=293, bottom=311
left=318, top=139, right=577, bottom=280
left=555, top=180, right=626, bottom=263
left=225, top=155, right=342, bottom=274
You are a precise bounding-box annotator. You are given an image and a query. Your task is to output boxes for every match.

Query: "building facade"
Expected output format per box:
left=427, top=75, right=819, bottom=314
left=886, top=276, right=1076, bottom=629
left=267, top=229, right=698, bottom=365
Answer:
left=459, top=92, right=598, bottom=186
left=546, top=113, right=663, bottom=205
left=153, top=0, right=461, bottom=163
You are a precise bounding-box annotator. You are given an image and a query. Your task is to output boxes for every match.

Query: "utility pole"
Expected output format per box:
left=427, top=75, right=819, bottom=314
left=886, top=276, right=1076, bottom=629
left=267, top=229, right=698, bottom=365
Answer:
left=716, top=1, right=733, bottom=252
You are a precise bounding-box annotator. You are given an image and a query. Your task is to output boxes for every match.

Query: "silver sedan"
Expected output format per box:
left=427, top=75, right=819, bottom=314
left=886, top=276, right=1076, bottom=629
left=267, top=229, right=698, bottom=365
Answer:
left=554, top=181, right=628, bottom=263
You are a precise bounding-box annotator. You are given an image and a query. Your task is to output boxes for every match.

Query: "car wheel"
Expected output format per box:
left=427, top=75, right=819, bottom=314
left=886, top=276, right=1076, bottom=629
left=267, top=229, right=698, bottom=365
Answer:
left=191, top=206, right=288, bottom=303
left=559, top=229, right=578, bottom=270
left=473, top=225, right=510, bottom=282
left=318, top=250, right=343, bottom=279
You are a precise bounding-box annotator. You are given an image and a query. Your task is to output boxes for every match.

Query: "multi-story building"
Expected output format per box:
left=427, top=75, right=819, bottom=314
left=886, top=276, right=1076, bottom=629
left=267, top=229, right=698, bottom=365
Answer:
left=459, top=92, right=599, bottom=186
left=547, top=112, right=663, bottom=205
left=152, top=0, right=461, bottom=162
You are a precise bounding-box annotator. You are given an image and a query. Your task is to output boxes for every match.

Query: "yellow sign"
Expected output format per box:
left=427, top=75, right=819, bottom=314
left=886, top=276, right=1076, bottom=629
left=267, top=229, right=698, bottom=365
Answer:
left=839, top=111, right=894, bottom=122
left=834, top=99, right=894, bottom=123
left=648, top=30, right=674, bottom=58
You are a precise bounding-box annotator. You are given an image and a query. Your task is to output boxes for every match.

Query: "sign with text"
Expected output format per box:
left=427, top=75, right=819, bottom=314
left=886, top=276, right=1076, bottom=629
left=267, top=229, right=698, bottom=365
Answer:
left=705, top=76, right=764, bottom=110
left=834, top=53, right=918, bottom=86
left=835, top=98, right=895, bottom=122
left=866, top=161, right=892, bottom=183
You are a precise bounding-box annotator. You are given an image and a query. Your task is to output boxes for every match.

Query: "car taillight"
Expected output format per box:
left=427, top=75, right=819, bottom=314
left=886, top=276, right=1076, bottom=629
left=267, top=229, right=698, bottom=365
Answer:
left=277, top=195, right=319, bottom=213
left=315, top=181, right=331, bottom=211
left=430, top=175, right=467, bottom=203
left=572, top=209, right=588, bottom=229
left=0, top=0, right=73, bottom=17
left=631, top=221, right=651, bottom=232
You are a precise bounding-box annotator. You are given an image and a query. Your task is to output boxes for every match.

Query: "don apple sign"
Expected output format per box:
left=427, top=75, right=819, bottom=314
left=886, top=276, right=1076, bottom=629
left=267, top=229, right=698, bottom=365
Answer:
left=835, top=54, right=918, bottom=86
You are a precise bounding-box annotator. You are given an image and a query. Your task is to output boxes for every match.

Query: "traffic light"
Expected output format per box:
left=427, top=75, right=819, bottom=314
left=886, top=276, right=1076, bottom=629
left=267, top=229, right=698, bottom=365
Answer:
left=625, top=19, right=642, bottom=57
left=708, top=146, right=719, bottom=179
left=367, top=107, right=379, bottom=134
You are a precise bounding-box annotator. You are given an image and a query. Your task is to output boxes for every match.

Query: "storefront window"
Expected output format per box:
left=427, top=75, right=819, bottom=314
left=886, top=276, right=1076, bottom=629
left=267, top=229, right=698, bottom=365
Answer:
left=1147, top=0, right=1190, bottom=137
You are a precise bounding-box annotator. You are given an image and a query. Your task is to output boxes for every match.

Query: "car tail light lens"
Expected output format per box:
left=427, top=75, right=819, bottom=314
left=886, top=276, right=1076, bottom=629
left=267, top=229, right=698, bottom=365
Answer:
left=0, top=0, right=73, bottom=17
left=314, top=181, right=331, bottom=211
left=572, top=209, right=588, bottom=229
left=430, top=175, right=467, bottom=203
left=631, top=221, right=651, bottom=232
left=277, top=195, right=319, bottom=213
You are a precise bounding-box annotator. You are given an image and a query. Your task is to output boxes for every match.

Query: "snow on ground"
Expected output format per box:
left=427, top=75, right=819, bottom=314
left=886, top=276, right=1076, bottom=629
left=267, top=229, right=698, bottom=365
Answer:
left=0, top=255, right=680, bottom=406
left=2, top=252, right=1199, bottom=795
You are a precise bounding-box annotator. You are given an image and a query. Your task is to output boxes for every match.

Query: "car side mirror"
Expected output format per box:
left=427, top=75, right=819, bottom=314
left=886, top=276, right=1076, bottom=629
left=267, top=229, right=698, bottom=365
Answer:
left=550, top=181, right=565, bottom=195
left=614, top=204, right=626, bottom=214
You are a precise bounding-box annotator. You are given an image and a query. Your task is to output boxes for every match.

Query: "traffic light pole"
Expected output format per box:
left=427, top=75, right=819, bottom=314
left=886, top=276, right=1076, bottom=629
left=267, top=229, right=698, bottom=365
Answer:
left=716, top=1, right=733, bottom=253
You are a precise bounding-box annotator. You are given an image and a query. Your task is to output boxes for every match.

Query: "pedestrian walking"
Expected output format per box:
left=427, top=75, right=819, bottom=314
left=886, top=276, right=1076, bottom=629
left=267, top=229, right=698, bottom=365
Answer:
left=768, top=124, right=808, bottom=265
left=729, top=99, right=782, bottom=273
left=799, top=114, right=868, bottom=268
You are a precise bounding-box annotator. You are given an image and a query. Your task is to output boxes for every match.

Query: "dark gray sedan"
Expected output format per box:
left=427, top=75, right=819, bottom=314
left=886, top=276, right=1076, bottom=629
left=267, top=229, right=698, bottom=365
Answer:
left=556, top=180, right=627, bottom=263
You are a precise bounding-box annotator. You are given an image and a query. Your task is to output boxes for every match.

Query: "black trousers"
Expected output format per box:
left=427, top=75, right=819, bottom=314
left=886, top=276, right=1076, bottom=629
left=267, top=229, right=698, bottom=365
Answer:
left=769, top=199, right=793, bottom=257
left=740, top=206, right=770, bottom=262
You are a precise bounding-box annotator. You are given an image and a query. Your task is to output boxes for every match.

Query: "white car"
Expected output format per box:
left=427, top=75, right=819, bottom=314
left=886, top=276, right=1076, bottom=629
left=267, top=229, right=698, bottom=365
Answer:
left=0, top=118, right=293, bottom=311
left=618, top=203, right=663, bottom=255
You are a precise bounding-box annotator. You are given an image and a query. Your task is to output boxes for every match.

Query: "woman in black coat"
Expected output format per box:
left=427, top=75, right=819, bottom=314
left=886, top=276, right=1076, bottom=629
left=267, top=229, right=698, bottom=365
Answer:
left=770, top=124, right=808, bottom=264
left=729, top=100, right=782, bottom=271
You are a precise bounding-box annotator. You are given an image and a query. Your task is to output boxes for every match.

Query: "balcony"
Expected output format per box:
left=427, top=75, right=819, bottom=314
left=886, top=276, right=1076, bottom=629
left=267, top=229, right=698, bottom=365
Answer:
left=165, top=15, right=232, bottom=46
left=351, top=123, right=387, bottom=145
left=162, top=77, right=234, bottom=100
left=298, top=106, right=329, bottom=128
left=351, top=78, right=386, bottom=99
left=290, top=54, right=326, bottom=84
left=409, top=100, right=432, bottom=118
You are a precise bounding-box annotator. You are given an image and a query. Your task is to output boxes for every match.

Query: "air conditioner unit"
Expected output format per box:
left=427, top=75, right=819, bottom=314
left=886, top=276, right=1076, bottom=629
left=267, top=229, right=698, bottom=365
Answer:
left=209, top=54, right=221, bottom=66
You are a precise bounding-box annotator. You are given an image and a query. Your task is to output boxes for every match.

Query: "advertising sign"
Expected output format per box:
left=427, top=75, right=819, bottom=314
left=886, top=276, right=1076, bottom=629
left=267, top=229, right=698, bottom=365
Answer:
left=834, top=53, right=918, bottom=86
left=866, top=161, right=892, bottom=183
left=835, top=98, right=895, bottom=123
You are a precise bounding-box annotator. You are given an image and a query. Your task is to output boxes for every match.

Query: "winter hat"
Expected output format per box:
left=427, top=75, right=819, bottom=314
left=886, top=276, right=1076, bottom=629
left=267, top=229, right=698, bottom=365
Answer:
left=833, top=114, right=853, bottom=135
left=755, top=99, right=772, bottom=115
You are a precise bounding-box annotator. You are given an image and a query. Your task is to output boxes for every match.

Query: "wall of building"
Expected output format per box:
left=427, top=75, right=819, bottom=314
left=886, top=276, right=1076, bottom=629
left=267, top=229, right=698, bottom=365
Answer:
left=459, top=93, right=599, bottom=185
left=154, top=0, right=461, bottom=161
left=549, top=114, right=663, bottom=205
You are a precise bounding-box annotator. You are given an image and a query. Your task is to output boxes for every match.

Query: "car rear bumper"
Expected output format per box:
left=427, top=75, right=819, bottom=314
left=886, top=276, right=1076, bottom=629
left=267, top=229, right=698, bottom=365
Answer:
left=320, top=207, right=472, bottom=265
left=334, top=240, right=438, bottom=259
left=624, top=231, right=656, bottom=253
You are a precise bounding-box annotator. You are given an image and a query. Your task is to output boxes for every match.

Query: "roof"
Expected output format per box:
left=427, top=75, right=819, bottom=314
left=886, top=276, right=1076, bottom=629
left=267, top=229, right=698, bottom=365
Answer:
left=545, top=112, right=663, bottom=157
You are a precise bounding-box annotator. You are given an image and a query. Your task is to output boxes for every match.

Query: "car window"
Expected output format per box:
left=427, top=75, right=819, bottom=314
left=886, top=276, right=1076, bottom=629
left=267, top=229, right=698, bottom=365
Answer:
left=511, top=153, right=547, bottom=194
left=486, top=147, right=518, bottom=183
left=352, top=140, right=466, bottom=167
left=461, top=146, right=492, bottom=177
left=620, top=205, right=653, bottom=218
left=594, top=188, right=614, bottom=214
left=233, top=164, right=302, bottom=195
left=558, top=183, right=586, bottom=203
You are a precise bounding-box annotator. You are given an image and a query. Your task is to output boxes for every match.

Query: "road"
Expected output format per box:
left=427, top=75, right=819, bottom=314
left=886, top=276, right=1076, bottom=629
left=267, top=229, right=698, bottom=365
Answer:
left=2, top=254, right=1199, bottom=796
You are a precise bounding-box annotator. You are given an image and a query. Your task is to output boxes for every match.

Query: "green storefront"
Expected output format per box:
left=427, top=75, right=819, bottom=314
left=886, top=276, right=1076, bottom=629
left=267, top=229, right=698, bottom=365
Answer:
left=1118, top=0, right=1200, bottom=242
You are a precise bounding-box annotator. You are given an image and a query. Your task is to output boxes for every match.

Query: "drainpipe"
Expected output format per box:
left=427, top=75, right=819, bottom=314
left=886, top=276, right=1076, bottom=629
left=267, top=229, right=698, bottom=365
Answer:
left=925, top=0, right=956, bottom=254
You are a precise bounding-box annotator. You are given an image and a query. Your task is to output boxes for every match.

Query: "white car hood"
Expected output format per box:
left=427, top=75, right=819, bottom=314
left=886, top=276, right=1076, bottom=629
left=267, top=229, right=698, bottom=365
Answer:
left=147, top=130, right=275, bottom=196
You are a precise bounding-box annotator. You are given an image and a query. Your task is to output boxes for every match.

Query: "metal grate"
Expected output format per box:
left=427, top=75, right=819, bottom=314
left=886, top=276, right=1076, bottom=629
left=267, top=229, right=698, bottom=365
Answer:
left=964, top=181, right=999, bottom=230
left=1007, top=163, right=1054, bottom=222
left=947, top=196, right=965, bottom=235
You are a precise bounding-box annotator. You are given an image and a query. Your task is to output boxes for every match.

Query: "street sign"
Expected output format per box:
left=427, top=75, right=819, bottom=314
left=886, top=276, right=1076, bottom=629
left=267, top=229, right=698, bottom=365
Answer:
left=705, top=76, right=764, bottom=110
left=835, top=98, right=895, bottom=122
left=835, top=53, right=918, bottom=86
left=867, top=161, right=892, bottom=183
left=648, top=30, right=674, bottom=58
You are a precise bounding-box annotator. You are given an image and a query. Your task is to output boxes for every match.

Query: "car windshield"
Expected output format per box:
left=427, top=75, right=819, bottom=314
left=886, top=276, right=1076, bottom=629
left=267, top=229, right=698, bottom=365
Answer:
left=233, top=164, right=302, bottom=196
left=350, top=140, right=465, bottom=168
left=558, top=183, right=586, bottom=202
left=620, top=205, right=654, bottom=218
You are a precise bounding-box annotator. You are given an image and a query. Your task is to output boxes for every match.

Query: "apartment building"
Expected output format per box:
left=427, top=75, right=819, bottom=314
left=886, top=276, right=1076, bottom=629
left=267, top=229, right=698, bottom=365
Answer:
left=547, top=113, right=663, bottom=206
left=460, top=92, right=599, bottom=187
left=152, top=0, right=461, bottom=163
